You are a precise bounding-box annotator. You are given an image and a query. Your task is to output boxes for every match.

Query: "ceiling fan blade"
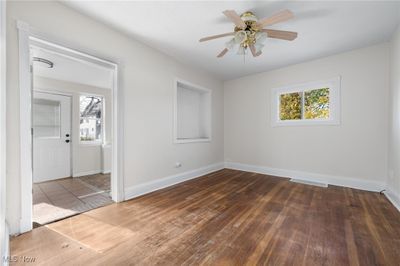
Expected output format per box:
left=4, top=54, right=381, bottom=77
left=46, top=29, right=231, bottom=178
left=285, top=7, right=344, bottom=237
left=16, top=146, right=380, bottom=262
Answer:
left=256, top=9, right=294, bottom=28
left=262, top=29, right=298, bottom=41
left=249, top=45, right=262, bottom=57
left=217, top=48, right=229, bottom=58
left=199, top=32, right=236, bottom=42
left=223, top=10, right=246, bottom=29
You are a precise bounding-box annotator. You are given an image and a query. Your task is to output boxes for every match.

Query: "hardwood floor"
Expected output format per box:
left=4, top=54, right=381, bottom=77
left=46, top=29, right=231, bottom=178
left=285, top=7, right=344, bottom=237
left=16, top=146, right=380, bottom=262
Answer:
left=11, top=169, right=400, bottom=265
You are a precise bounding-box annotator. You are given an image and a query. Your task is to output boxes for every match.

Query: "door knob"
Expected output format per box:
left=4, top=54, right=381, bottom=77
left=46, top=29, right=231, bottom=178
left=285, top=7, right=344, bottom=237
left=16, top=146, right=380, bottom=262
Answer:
left=65, top=139, right=70, bottom=143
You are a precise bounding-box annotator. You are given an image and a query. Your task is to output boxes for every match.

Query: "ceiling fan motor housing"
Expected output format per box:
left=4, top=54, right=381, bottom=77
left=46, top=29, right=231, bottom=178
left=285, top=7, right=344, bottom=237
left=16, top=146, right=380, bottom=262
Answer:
left=241, top=11, right=258, bottom=22
left=234, top=11, right=260, bottom=48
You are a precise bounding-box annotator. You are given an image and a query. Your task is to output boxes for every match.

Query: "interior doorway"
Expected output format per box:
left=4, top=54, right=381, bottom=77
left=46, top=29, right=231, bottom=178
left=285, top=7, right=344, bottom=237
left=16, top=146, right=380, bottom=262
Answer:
left=30, top=45, right=116, bottom=227
left=17, top=20, right=124, bottom=233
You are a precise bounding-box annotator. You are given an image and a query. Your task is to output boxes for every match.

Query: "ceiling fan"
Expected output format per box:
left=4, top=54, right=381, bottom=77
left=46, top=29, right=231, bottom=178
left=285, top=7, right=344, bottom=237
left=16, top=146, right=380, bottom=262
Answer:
left=199, top=9, right=298, bottom=58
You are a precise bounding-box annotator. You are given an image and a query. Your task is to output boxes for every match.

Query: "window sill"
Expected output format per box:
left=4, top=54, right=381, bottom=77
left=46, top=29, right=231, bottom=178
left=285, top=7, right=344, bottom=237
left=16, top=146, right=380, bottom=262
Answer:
left=80, top=141, right=103, bottom=146
left=174, top=138, right=211, bottom=144
left=271, top=118, right=340, bottom=127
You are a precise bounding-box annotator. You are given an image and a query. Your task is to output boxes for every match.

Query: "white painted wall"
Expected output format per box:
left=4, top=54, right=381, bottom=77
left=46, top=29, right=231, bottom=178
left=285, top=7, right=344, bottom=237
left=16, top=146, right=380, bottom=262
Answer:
left=0, top=0, right=8, bottom=262
left=388, top=25, right=400, bottom=207
left=224, top=44, right=390, bottom=187
left=6, top=1, right=223, bottom=234
left=33, top=76, right=112, bottom=178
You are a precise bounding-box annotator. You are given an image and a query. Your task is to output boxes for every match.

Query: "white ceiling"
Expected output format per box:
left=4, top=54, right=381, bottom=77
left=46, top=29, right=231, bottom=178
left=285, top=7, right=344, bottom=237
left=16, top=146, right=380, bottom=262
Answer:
left=63, top=1, right=400, bottom=80
left=31, top=47, right=113, bottom=89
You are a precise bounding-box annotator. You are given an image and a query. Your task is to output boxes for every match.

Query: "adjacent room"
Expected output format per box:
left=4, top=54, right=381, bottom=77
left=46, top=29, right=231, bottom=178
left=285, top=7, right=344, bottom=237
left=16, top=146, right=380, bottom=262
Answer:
left=31, top=46, right=114, bottom=226
left=0, top=1, right=399, bottom=265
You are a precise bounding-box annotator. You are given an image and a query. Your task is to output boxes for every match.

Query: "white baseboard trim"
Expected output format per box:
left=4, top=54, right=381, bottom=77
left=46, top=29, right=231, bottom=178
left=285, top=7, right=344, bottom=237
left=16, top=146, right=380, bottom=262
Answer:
left=290, top=178, right=328, bottom=188
left=123, top=161, right=388, bottom=205
left=34, top=174, right=79, bottom=183
left=225, top=162, right=385, bottom=192
left=124, top=162, right=224, bottom=200
left=72, top=169, right=102, bottom=177
left=384, top=188, right=400, bottom=212
left=102, top=170, right=111, bottom=174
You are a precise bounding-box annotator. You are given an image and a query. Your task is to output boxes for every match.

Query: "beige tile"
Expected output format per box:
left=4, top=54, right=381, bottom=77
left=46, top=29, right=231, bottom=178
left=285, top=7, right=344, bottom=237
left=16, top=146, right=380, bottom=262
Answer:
left=78, top=173, right=111, bottom=192
left=33, top=176, right=113, bottom=226
left=33, top=196, right=52, bottom=205
left=68, top=187, right=97, bottom=197
left=80, top=194, right=113, bottom=209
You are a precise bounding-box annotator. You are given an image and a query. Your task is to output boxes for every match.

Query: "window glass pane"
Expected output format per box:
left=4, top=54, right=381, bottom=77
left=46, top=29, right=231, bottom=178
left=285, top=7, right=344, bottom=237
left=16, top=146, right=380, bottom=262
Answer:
left=33, top=98, right=61, bottom=138
left=279, top=92, right=302, bottom=120
left=304, top=88, right=330, bottom=119
left=80, top=96, right=103, bottom=142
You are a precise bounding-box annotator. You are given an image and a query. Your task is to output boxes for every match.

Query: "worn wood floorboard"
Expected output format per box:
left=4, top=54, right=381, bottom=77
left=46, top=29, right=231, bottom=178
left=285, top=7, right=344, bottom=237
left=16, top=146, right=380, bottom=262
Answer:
left=10, top=169, right=400, bottom=265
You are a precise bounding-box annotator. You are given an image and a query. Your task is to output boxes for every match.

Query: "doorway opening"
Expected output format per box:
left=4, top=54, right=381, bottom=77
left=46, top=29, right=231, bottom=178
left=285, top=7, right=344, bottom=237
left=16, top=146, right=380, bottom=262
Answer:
left=31, top=45, right=115, bottom=227
left=18, top=20, right=124, bottom=233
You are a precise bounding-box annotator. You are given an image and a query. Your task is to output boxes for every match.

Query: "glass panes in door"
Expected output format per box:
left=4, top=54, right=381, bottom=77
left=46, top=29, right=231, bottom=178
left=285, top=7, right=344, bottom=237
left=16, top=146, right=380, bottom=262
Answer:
left=33, top=98, right=61, bottom=138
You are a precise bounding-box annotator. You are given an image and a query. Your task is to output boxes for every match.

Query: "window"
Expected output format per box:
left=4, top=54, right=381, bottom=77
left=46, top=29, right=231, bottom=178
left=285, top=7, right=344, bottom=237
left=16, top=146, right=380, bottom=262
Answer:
left=80, top=95, right=103, bottom=143
left=33, top=98, right=61, bottom=138
left=174, top=79, right=211, bottom=143
left=271, top=77, right=340, bottom=126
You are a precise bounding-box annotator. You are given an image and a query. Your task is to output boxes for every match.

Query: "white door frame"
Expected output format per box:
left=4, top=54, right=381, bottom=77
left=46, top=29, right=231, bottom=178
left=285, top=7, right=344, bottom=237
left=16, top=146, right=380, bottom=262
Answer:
left=1, top=0, right=8, bottom=261
left=17, top=21, right=125, bottom=233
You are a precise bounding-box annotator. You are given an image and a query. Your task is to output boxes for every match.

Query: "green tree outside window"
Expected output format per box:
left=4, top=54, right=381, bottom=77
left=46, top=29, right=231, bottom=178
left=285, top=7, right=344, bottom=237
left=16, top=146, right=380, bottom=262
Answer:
left=279, top=92, right=302, bottom=120
left=304, top=88, right=330, bottom=119
left=279, top=88, right=330, bottom=120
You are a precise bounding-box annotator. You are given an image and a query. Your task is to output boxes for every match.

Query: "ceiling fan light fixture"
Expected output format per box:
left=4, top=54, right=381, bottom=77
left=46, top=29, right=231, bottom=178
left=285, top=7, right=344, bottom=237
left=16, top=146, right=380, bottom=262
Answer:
left=254, top=43, right=264, bottom=54
left=256, top=32, right=268, bottom=43
left=234, top=31, right=247, bottom=43
left=199, top=9, right=297, bottom=58
left=225, top=38, right=236, bottom=50
left=237, top=45, right=246, bottom=55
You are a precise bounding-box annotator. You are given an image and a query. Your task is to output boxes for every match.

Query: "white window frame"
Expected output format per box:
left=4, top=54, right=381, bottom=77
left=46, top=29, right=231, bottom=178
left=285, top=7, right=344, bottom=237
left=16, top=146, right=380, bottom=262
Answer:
left=173, top=78, right=212, bottom=144
left=79, top=94, right=105, bottom=145
left=271, top=76, right=341, bottom=127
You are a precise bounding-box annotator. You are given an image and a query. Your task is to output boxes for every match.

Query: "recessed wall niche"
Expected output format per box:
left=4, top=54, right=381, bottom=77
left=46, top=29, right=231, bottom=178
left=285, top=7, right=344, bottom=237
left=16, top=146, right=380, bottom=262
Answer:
left=174, top=79, right=211, bottom=143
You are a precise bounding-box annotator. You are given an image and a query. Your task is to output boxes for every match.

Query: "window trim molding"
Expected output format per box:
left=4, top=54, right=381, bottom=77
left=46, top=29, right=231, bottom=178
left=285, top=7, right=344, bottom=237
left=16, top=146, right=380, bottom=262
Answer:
left=271, top=76, right=341, bottom=127
left=173, top=78, right=212, bottom=144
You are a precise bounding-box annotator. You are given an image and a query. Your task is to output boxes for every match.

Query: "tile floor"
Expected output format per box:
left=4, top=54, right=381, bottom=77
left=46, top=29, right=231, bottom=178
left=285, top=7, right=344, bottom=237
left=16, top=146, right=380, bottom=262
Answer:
left=33, top=173, right=113, bottom=226
left=78, top=173, right=111, bottom=192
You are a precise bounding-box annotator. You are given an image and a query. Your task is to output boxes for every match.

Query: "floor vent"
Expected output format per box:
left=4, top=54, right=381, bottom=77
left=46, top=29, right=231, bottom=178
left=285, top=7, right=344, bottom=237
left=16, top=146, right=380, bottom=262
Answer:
left=290, top=178, right=328, bottom=188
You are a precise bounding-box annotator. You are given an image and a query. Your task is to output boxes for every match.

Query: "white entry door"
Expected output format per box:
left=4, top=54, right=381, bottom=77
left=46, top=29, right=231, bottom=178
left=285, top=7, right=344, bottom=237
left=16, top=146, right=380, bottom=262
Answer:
left=33, top=91, right=71, bottom=182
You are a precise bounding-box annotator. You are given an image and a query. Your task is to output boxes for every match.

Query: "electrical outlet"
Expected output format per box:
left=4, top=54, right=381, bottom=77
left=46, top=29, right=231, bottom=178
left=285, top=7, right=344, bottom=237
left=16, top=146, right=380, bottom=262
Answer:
left=175, top=162, right=182, bottom=168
